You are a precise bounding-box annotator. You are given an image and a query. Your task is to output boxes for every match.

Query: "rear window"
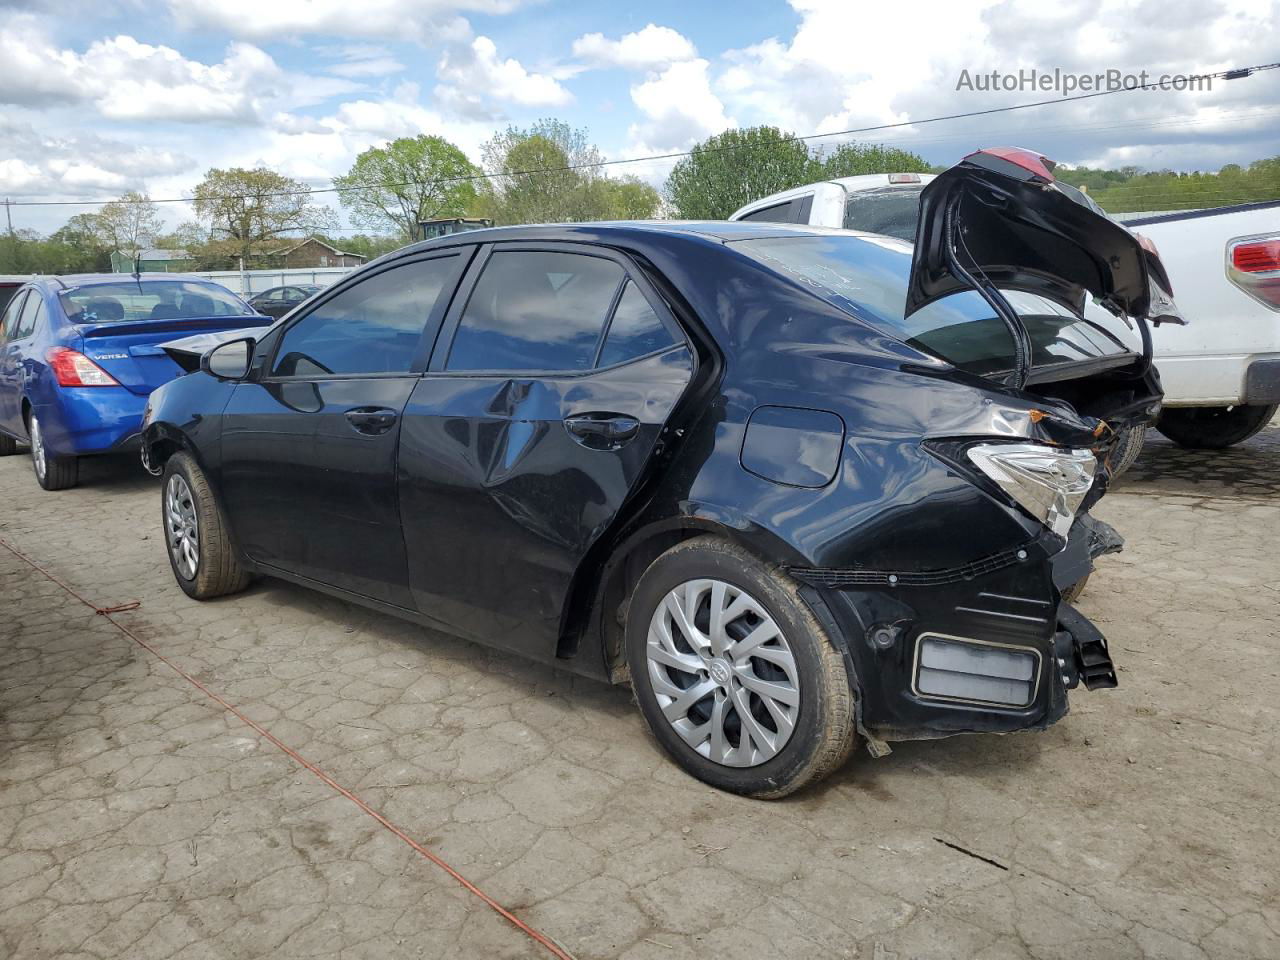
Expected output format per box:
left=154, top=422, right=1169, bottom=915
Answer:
left=734, top=235, right=1136, bottom=377
left=59, top=280, right=254, bottom=324
left=841, top=186, right=925, bottom=241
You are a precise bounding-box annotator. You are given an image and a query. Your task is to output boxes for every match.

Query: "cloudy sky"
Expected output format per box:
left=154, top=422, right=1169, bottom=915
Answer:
left=2, top=0, right=1278, bottom=234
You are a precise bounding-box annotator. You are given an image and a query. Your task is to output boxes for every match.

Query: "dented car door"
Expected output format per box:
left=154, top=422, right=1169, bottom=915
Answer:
left=398, top=243, right=694, bottom=662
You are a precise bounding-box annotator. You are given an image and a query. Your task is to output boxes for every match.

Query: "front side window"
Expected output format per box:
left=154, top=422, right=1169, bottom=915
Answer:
left=447, top=250, right=625, bottom=372
left=14, top=291, right=43, bottom=339
left=0, top=291, right=27, bottom=341
left=598, top=281, right=678, bottom=367
left=273, top=256, right=457, bottom=377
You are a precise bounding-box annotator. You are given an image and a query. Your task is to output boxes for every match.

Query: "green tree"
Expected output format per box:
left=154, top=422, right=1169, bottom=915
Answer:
left=664, top=126, right=811, bottom=219
left=192, top=167, right=336, bottom=268
left=815, top=142, right=931, bottom=180
left=476, top=119, right=656, bottom=224
left=334, top=136, right=479, bottom=243
left=593, top=176, right=662, bottom=220
left=96, top=191, right=163, bottom=258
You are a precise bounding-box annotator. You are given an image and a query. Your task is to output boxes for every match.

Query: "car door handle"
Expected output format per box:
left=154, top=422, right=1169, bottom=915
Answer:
left=564, top=413, right=641, bottom=449
left=344, top=406, right=398, bottom=436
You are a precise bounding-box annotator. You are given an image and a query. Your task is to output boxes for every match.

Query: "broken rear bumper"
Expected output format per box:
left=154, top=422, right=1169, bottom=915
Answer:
left=790, top=515, right=1119, bottom=744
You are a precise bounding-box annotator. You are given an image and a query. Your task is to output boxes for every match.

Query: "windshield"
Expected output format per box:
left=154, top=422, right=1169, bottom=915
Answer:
left=733, top=235, right=1136, bottom=377
left=841, top=186, right=926, bottom=241
left=59, top=280, right=254, bottom=324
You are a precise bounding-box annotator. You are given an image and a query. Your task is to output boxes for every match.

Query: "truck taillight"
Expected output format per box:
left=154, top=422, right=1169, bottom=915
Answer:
left=46, top=347, right=120, bottom=387
left=1227, top=235, right=1280, bottom=311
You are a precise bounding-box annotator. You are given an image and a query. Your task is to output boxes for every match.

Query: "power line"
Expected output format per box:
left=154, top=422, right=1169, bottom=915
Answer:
left=8, top=60, right=1279, bottom=210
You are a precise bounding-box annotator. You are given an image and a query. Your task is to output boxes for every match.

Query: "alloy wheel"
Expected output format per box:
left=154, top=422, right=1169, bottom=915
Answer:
left=29, top=416, right=46, bottom=482
left=645, top=578, right=801, bottom=767
left=166, top=474, right=200, bottom=580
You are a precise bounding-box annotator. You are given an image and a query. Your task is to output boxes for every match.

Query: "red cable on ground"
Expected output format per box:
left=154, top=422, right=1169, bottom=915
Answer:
left=0, top=536, right=575, bottom=960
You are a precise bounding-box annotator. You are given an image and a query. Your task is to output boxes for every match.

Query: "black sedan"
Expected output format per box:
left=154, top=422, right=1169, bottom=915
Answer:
left=247, top=284, right=324, bottom=319
left=142, top=149, right=1164, bottom=797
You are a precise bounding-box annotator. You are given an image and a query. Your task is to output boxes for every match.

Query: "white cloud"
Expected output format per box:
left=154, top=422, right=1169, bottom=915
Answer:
left=714, top=0, right=1280, bottom=171
left=0, top=116, right=195, bottom=200
left=434, top=35, right=573, bottom=119
left=573, top=24, right=697, bottom=71
left=322, top=45, right=406, bottom=78
left=165, top=0, right=513, bottom=43
left=0, top=21, right=297, bottom=123
left=628, top=59, right=733, bottom=154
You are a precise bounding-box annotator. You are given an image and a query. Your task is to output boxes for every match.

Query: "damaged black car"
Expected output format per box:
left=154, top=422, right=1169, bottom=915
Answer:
left=141, top=148, right=1164, bottom=797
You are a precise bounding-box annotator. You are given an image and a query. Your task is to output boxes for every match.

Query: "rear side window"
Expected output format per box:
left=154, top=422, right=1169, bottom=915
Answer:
left=273, top=256, right=457, bottom=377
left=598, top=281, right=677, bottom=367
left=447, top=251, right=624, bottom=372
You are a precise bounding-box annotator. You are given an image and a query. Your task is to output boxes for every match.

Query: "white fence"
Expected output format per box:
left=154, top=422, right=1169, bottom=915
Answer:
left=187, top=267, right=357, bottom=297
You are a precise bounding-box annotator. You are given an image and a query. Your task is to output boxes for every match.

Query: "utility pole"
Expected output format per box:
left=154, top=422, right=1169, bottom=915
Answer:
left=3, top=198, right=13, bottom=237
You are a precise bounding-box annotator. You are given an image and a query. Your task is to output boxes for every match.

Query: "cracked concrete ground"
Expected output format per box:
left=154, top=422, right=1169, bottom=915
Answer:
left=2, top=420, right=1278, bottom=960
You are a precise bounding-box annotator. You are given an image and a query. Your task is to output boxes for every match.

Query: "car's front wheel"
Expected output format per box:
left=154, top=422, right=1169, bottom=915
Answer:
left=28, top=414, right=78, bottom=490
left=626, top=536, right=856, bottom=798
left=161, top=452, right=252, bottom=600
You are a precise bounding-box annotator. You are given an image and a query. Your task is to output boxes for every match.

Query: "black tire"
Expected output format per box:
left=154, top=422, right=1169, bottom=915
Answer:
left=28, top=413, right=78, bottom=491
left=1109, top=424, right=1146, bottom=477
left=1156, top=404, right=1279, bottom=450
left=626, top=536, right=856, bottom=798
left=0, top=432, right=17, bottom=456
left=161, top=451, right=252, bottom=600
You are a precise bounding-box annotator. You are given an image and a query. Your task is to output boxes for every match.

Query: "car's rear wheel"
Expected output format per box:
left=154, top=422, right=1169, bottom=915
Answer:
left=162, top=451, right=252, bottom=600
left=0, top=432, right=17, bottom=456
left=626, top=536, right=856, bottom=798
left=1156, top=404, right=1278, bottom=449
left=28, top=414, right=78, bottom=490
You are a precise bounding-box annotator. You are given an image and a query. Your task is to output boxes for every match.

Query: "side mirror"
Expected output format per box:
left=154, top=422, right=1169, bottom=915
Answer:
left=201, top=337, right=255, bottom=380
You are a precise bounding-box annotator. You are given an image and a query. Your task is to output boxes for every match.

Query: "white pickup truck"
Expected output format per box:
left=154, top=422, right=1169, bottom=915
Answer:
left=731, top=176, right=1280, bottom=450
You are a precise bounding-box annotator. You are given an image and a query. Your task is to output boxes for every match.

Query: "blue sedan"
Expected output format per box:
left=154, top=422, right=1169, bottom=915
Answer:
left=0, top=275, right=271, bottom=490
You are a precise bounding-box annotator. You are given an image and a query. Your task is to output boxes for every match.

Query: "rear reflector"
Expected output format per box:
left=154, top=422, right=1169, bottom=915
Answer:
left=1232, top=238, right=1280, bottom=273
left=1227, top=235, right=1280, bottom=311
left=914, top=634, right=1039, bottom=707
left=47, top=347, right=120, bottom=387
left=888, top=173, right=922, bottom=184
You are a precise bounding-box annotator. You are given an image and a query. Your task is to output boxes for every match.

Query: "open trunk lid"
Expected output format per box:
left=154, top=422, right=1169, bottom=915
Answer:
left=77, top=315, right=273, bottom=395
left=907, top=147, right=1152, bottom=322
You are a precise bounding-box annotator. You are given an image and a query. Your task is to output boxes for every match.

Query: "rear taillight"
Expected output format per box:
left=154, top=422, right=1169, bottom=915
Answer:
left=46, top=347, right=120, bottom=387
left=965, top=146, right=1057, bottom=183
left=888, top=173, right=921, bottom=184
left=1227, top=235, right=1280, bottom=310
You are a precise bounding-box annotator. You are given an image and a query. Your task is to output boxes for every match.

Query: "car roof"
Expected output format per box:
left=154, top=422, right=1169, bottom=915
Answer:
left=31, top=273, right=227, bottom=290
left=379, top=220, right=847, bottom=263
left=728, top=174, right=937, bottom=220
